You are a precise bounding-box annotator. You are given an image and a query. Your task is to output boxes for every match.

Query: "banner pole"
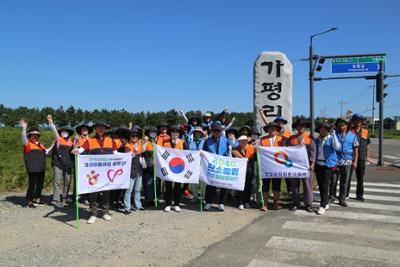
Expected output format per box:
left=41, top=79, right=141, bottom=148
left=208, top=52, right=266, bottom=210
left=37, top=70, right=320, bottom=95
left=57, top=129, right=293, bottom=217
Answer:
left=152, top=142, right=158, bottom=208
left=256, top=149, right=264, bottom=206
left=74, top=154, right=80, bottom=229
left=199, top=182, right=203, bottom=212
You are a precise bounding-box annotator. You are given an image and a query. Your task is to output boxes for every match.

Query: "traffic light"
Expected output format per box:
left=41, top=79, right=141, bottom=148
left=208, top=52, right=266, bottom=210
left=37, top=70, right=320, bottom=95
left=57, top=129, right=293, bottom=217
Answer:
left=376, top=71, right=388, bottom=102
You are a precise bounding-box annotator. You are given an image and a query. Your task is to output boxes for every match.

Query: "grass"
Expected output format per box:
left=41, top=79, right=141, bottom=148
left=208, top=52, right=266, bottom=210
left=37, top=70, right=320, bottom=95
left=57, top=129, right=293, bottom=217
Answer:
left=0, top=128, right=55, bottom=192
left=369, top=130, right=400, bottom=139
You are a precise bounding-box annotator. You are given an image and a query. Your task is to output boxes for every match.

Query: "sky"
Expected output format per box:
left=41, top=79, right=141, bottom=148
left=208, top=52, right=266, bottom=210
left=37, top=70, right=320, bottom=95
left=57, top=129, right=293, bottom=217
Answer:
left=0, top=0, right=399, bottom=118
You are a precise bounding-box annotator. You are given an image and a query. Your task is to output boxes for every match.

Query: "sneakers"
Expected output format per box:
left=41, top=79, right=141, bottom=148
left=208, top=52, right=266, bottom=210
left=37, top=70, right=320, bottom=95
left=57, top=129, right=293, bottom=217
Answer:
left=325, top=204, right=330, bottom=210
left=26, top=202, right=36, bottom=208
left=238, top=205, right=244, bottom=210
left=56, top=202, right=64, bottom=208
left=244, top=203, right=251, bottom=209
left=174, top=206, right=181, bottom=212
left=204, top=203, right=212, bottom=211
left=191, top=197, right=199, bottom=203
left=218, top=204, right=225, bottom=211
left=103, top=214, right=112, bottom=221
left=65, top=198, right=73, bottom=204
left=317, top=207, right=326, bottom=215
left=356, top=196, right=365, bottom=202
left=183, top=189, right=192, bottom=198
left=164, top=206, right=171, bottom=212
left=124, top=209, right=131, bottom=215
left=87, top=216, right=97, bottom=224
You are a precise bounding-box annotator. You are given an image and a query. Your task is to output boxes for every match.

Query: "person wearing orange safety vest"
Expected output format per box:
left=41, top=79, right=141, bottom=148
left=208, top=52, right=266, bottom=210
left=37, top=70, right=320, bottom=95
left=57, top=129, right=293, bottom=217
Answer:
left=232, top=135, right=256, bottom=210
left=259, top=122, right=285, bottom=211
left=75, top=119, right=117, bottom=224
left=159, top=124, right=186, bottom=212
left=121, top=128, right=146, bottom=215
left=288, top=119, right=316, bottom=212
left=20, top=119, right=52, bottom=208
left=142, top=125, right=158, bottom=207
left=348, top=113, right=371, bottom=201
left=47, top=114, right=75, bottom=208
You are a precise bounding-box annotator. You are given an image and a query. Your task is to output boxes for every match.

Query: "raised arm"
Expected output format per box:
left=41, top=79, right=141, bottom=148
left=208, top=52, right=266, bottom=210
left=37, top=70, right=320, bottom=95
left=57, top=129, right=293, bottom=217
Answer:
left=331, top=130, right=341, bottom=150
left=178, top=109, right=189, bottom=123
left=47, top=114, right=60, bottom=140
left=257, top=106, right=269, bottom=125
left=20, top=119, right=28, bottom=145
left=224, top=117, right=235, bottom=131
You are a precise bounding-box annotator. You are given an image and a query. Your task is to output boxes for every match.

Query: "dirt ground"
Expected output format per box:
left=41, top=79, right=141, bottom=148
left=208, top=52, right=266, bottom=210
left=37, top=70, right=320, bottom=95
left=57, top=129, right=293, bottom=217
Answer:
left=0, top=192, right=262, bottom=267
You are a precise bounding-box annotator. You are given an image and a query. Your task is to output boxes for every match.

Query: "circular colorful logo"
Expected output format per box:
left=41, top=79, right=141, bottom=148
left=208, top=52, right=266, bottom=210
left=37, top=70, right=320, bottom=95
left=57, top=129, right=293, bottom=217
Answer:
left=274, top=151, right=293, bottom=168
left=169, top=157, right=185, bottom=174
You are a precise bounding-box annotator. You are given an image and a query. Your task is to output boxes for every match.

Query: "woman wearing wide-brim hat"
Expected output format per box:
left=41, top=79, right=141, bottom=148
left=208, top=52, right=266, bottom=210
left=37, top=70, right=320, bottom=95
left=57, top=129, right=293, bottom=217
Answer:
left=187, top=126, right=206, bottom=203
left=20, top=118, right=50, bottom=208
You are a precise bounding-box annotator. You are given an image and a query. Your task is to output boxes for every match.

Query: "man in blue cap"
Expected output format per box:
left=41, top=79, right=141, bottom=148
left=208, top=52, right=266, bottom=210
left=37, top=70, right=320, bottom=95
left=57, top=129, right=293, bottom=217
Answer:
left=348, top=113, right=370, bottom=201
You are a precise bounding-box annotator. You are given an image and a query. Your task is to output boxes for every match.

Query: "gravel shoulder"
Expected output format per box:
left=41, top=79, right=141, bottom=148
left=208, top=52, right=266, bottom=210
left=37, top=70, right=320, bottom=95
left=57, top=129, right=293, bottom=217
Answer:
left=0, top=192, right=262, bottom=267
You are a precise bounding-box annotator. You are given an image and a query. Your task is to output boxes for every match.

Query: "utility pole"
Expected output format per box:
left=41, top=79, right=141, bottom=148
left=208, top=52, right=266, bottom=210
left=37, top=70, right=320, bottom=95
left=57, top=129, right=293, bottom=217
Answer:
left=371, top=83, right=375, bottom=135
left=377, top=61, right=385, bottom=167
left=338, top=98, right=346, bottom=116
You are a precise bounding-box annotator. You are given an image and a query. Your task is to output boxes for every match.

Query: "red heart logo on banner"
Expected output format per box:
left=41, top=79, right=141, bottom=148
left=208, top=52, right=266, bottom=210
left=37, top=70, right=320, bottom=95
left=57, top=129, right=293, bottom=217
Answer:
left=107, top=169, right=124, bottom=182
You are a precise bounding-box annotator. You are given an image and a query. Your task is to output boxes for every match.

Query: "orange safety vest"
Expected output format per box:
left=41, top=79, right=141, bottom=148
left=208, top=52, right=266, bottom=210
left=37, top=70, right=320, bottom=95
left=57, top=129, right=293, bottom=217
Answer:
left=162, top=138, right=184, bottom=149
left=58, top=137, right=73, bottom=147
left=24, top=141, right=46, bottom=154
left=350, top=128, right=369, bottom=139
left=236, top=144, right=255, bottom=159
left=77, top=136, right=89, bottom=147
left=87, top=136, right=114, bottom=150
left=260, top=135, right=283, bottom=147
left=281, top=129, right=292, bottom=139
left=156, top=134, right=171, bottom=147
left=114, top=138, right=123, bottom=150
left=125, top=141, right=143, bottom=154
left=289, top=133, right=312, bottom=146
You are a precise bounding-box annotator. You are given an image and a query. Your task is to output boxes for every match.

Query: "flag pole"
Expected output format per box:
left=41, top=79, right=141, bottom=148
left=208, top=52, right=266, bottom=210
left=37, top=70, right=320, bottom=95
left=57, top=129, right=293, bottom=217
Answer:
left=152, top=142, right=158, bottom=208
left=256, top=148, right=264, bottom=206
left=74, top=154, right=80, bottom=229
left=199, top=182, right=203, bottom=212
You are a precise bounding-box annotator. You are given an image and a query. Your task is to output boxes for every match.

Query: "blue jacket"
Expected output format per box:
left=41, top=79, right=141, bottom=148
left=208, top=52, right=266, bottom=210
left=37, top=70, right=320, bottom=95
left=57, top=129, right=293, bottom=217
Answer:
left=203, top=135, right=229, bottom=156
left=315, top=136, right=338, bottom=168
left=227, top=138, right=239, bottom=149
left=335, top=131, right=356, bottom=161
left=188, top=138, right=205, bottom=151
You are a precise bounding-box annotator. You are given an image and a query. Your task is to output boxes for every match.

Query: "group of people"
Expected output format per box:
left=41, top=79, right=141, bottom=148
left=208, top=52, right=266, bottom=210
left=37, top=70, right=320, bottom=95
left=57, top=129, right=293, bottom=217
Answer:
left=19, top=107, right=370, bottom=224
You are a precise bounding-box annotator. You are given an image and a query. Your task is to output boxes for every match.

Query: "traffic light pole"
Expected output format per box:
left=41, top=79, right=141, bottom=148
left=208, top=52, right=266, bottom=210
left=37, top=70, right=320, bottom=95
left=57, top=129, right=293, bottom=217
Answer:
left=377, top=61, right=384, bottom=166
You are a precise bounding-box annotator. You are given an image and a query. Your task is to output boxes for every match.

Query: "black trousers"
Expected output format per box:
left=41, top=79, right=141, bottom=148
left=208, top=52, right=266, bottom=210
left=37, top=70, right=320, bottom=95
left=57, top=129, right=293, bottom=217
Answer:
left=262, top=178, right=281, bottom=192
left=238, top=170, right=254, bottom=205
left=26, top=172, right=45, bottom=202
left=347, top=160, right=366, bottom=198
left=89, top=190, right=110, bottom=216
left=205, top=185, right=227, bottom=205
left=315, top=164, right=333, bottom=208
left=165, top=181, right=181, bottom=206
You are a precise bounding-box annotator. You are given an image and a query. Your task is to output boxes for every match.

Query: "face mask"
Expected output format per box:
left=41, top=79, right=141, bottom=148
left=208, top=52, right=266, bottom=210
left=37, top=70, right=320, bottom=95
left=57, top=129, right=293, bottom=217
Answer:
left=61, top=131, right=69, bottom=138
left=251, top=134, right=259, bottom=141
left=171, top=132, right=179, bottom=139
left=149, top=132, right=157, bottom=139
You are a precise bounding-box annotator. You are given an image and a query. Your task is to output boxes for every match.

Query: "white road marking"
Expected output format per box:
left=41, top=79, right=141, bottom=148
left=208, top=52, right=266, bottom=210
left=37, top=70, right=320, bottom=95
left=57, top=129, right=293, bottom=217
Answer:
left=247, top=259, right=306, bottom=267
left=347, top=201, right=400, bottom=212
left=294, top=209, right=400, bottom=224
left=266, top=236, right=400, bottom=265
left=282, top=220, right=400, bottom=241
left=351, top=181, right=400, bottom=188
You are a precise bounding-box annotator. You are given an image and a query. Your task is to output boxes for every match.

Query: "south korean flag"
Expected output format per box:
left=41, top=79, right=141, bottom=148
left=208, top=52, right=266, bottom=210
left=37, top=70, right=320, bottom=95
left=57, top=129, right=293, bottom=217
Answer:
left=155, top=145, right=201, bottom=184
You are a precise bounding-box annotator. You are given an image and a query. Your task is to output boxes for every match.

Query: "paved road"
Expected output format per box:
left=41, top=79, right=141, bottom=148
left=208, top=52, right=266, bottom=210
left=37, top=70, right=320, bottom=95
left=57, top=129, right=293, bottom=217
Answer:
left=186, top=166, right=400, bottom=267
left=370, top=138, right=400, bottom=166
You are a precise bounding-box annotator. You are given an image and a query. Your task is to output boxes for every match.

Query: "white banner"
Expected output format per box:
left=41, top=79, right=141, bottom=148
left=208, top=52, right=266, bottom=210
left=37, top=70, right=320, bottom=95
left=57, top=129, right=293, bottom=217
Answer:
left=77, top=153, right=132, bottom=194
left=258, top=146, right=310, bottom=179
left=200, top=151, right=248, bottom=191
left=156, top=145, right=201, bottom=184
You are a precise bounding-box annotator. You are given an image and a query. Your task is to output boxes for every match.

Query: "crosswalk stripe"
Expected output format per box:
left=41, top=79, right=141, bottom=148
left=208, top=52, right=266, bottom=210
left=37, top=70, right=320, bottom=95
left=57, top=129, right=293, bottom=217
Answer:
left=347, top=201, right=400, bottom=212
left=266, top=236, right=400, bottom=265
left=282, top=221, right=400, bottom=241
left=345, top=187, right=400, bottom=194
left=313, top=192, right=400, bottom=202
left=294, top=209, right=400, bottom=224
left=247, top=259, right=307, bottom=267
left=351, top=181, right=400, bottom=188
